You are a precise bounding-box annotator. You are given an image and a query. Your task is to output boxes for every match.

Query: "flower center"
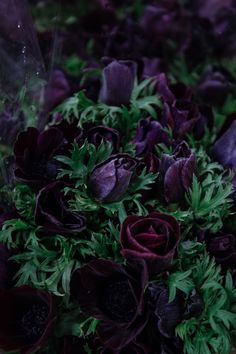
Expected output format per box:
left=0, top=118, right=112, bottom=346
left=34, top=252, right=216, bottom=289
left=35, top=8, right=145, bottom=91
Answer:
left=21, top=304, right=48, bottom=342
left=101, top=280, right=137, bottom=323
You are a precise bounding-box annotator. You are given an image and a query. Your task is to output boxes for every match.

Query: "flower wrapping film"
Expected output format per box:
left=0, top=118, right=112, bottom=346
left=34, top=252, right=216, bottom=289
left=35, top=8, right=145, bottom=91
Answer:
left=0, top=0, right=236, bottom=353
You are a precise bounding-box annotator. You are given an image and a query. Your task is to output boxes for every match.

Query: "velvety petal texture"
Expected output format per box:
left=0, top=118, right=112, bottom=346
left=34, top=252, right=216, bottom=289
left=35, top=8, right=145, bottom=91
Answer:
left=196, top=66, right=232, bottom=105
left=0, top=286, right=55, bottom=354
left=43, top=69, right=71, bottom=111
left=212, top=120, right=236, bottom=169
left=157, top=74, right=214, bottom=140
left=14, top=127, right=64, bottom=187
left=133, top=117, right=169, bottom=156
left=89, top=154, right=137, bottom=203
left=120, top=212, right=180, bottom=274
left=203, top=231, right=236, bottom=267
left=159, top=142, right=197, bottom=204
left=70, top=259, right=148, bottom=351
left=87, top=125, right=120, bottom=151
left=99, top=59, right=137, bottom=106
left=35, top=181, right=86, bottom=234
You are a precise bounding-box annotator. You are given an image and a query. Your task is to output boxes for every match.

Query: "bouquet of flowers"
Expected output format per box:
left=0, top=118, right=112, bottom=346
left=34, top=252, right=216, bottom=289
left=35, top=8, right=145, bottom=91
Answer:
left=0, top=0, right=236, bottom=353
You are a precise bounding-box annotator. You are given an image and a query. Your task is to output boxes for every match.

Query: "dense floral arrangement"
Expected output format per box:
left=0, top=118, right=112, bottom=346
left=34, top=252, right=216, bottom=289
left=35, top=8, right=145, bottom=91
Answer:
left=1, top=0, right=236, bottom=353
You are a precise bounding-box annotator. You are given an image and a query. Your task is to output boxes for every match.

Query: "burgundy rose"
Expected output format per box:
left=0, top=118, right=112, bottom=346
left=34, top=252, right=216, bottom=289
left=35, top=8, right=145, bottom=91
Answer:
left=120, top=212, right=180, bottom=274
left=86, top=125, right=120, bottom=151
left=99, top=59, right=137, bottom=106
left=35, top=181, right=86, bottom=234
left=70, top=259, right=148, bottom=351
left=0, top=286, right=55, bottom=354
left=159, top=142, right=197, bottom=204
left=89, top=154, right=138, bottom=203
left=14, top=127, right=64, bottom=187
left=133, top=117, right=169, bottom=156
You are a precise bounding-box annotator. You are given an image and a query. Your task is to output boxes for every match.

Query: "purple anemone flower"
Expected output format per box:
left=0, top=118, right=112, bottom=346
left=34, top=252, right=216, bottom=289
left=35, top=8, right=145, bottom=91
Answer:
left=0, top=286, right=55, bottom=354
left=14, top=127, right=64, bottom=187
left=89, top=154, right=138, bottom=203
left=35, top=181, right=86, bottom=235
left=70, top=259, right=148, bottom=351
left=159, top=142, right=197, bottom=204
left=99, top=59, right=137, bottom=106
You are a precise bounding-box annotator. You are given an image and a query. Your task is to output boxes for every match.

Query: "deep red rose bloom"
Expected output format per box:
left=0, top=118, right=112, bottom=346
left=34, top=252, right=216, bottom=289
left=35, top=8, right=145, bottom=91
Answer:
left=121, top=212, right=180, bottom=274
left=70, top=259, right=148, bottom=351
left=0, top=286, right=55, bottom=354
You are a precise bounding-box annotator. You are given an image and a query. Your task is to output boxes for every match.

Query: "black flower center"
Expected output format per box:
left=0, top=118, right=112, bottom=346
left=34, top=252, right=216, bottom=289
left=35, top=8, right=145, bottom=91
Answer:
left=21, top=304, right=49, bottom=342
left=101, top=280, right=137, bottom=323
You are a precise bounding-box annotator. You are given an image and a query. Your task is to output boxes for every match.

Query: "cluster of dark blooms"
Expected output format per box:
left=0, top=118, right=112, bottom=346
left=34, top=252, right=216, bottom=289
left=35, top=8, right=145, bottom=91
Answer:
left=1, top=0, right=236, bottom=354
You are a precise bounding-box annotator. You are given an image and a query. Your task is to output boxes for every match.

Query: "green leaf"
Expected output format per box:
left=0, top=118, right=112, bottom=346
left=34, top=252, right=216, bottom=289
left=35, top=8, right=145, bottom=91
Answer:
left=168, top=270, right=194, bottom=302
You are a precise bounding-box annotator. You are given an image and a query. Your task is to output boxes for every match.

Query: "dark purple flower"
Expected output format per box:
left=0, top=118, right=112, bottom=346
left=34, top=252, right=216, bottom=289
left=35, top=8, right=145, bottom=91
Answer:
left=193, top=0, right=233, bottom=21
left=104, top=18, right=146, bottom=59
left=70, top=259, right=148, bottom=351
left=86, top=125, right=120, bottom=151
left=43, top=70, right=71, bottom=111
left=0, top=110, right=25, bottom=146
left=213, top=7, right=236, bottom=57
left=89, top=154, right=137, bottom=203
left=140, top=3, right=188, bottom=51
left=161, top=101, right=214, bottom=140
left=14, top=127, right=64, bottom=186
left=157, top=74, right=193, bottom=104
left=148, top=284, right=202, bottom=338
left=120, top=212, right=180, bottom=274
left=99, top=59, right=137, bottom=106
left=157, top=74, right=214, bottom=140
left=142, top=57, right=163, bottom=78
left=196, top=66, right=233, bottom=105
left=133, top=118, right=169, bottom=156
left=0, top=286, right=55, bottom=354
left=159, top=142, right=197, bottom=204
left=205, top=231, right=236, bottom=267
left=154, top=286, right=184, bottom=338
left=35, top=181, right=86, bottom=235
left=51, top=115, right=83, bottom=144
left=211, top=120, right=236, bottom=169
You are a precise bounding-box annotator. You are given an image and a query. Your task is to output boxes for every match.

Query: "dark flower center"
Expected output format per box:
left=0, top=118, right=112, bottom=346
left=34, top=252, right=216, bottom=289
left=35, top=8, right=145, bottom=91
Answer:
left=31, top=155, right=59, bottom=179
left=101, top=280, right=137, bottom=323
left=21, top=304, right=49, bottom=342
